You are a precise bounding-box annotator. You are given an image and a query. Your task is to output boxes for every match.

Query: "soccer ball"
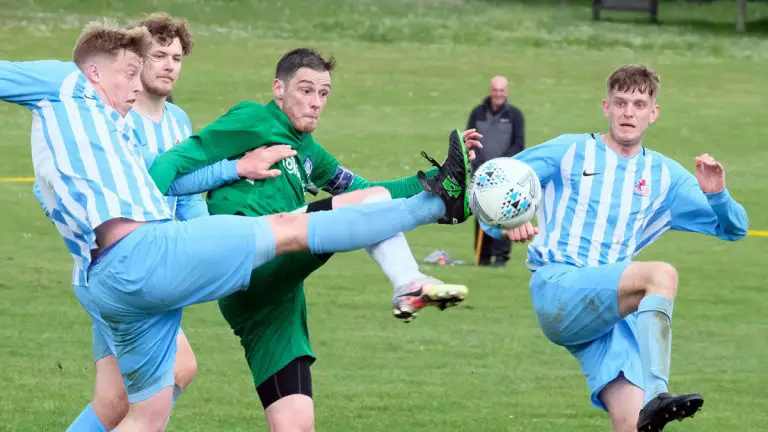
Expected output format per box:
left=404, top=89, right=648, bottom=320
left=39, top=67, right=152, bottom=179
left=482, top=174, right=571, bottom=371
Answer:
left=469, top=158, right=541, bottom=230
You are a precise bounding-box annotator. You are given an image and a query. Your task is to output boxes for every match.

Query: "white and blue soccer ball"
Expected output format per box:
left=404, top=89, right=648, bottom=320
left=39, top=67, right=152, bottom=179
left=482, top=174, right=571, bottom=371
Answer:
left=469, top=158, right=541, bottom=230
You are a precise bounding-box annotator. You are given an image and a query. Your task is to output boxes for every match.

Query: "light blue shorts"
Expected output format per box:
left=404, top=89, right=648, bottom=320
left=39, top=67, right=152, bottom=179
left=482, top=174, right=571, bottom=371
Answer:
left=529, top=261, right=642, bottom=411
left=74, top=215, right=276, bottom=403
left=90, top=320, right=186, bottom=364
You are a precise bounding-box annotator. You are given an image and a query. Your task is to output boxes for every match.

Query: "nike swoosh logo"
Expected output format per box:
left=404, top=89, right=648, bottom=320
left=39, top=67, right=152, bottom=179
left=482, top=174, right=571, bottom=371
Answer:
left=582, top=170, right=601, bottom=177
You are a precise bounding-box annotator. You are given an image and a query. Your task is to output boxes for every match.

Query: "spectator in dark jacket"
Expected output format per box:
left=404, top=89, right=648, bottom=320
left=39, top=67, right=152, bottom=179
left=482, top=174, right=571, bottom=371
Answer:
left=467, top=75, right=525, bottom=267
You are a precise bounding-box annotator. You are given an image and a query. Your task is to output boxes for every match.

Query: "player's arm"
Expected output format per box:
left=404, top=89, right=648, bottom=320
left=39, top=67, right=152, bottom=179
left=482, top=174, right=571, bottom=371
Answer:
left=0, top=60, right=75, bottom=108
left=307, top=140, right=438, bottom=199
left=668, top=158, right=748, bottom=241
left=149, top=102, right=274, bottom=194
left=143, top=150, right=239, bottom=196
left=478, top=219, right=505, bottom=241
left=511, top=134, right=574, bottom=185
left=174, top=194, right=210, bottom=221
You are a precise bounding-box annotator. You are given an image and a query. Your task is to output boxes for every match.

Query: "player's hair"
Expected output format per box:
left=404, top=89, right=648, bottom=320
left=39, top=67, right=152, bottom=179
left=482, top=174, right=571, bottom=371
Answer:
left=72, top=19, right=152, bottom=68
left=275, top=48, right=336, bottom=82
left=133, top=12, right=194, bottom=55
left=607, top=64, right=660, bottom=98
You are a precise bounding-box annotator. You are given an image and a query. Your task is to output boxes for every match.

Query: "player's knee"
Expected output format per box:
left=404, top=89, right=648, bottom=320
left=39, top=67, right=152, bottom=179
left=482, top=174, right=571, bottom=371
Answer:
left=365, top=186, right=391, bottom=200
left=174, top=353, right=197, bottom=389
left=266, top=394, right=315, bottom=432
left=268, top=213, right=309, bottom=254
left=611, top=419, right=637, bottom=432
left=331, top=186, right=391, bottom=208
left=92, top=388, right=129, bottom=428
left=645, top=262, right=678, bottom=299
left=127, top=397, right=174, bottom=432
left=270, top=412, right=314, bottom=432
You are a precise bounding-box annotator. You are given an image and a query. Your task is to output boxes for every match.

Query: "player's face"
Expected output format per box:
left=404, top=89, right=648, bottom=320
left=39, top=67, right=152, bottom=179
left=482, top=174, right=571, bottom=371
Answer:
left=603, top=89, right=659, bottom=147
left=142, top=37, right=183, bottom=97
left=88, top=50, right=144, bottom=117
left=274, top=67, right=331, bottom=133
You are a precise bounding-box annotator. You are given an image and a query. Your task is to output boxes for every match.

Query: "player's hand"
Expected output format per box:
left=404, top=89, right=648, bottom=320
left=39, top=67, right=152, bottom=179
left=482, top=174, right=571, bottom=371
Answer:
left=503, top=222, right=539, bottom=243
left=236, top=145, right=297, bottom=180
left=462, top=128, right=483, bottom=162
left=695, top=153, right=725, bottom=193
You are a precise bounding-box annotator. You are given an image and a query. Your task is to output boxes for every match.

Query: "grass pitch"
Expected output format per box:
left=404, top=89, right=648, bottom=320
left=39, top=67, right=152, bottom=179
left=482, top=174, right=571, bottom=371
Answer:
left=0, top=1, right=766, bottom=430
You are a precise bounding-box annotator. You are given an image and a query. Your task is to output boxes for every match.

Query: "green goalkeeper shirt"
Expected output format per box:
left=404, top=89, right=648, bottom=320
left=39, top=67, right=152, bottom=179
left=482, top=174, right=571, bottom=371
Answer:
left=149, top=100, right=437, bottom=216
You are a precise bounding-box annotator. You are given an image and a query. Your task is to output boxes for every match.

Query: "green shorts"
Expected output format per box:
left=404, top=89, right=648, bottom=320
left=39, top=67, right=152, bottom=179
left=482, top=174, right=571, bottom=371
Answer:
left=217, top=251, right=330, bottom=388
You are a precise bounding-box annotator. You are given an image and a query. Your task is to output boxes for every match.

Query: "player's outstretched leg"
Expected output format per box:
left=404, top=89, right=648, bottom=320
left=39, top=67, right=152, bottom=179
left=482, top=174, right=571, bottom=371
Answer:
left=616, top=262, right=704, bottom=431
left=294, top=128, right=473, bottom=257
left=333, top=187, right=468, bottom=322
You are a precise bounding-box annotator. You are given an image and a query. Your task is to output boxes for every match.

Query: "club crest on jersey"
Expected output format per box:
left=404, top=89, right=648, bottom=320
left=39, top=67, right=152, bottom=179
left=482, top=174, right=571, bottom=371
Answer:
left=634, top=178, right=650, bottom=196
left=283, top=157, right=298, bottom=176
left=303, top=157, right=313, bottom=176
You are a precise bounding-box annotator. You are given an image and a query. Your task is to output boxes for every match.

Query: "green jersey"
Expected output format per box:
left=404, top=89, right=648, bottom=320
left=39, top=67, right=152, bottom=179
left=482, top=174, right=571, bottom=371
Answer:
left=149, top=100, right=436, bottom=216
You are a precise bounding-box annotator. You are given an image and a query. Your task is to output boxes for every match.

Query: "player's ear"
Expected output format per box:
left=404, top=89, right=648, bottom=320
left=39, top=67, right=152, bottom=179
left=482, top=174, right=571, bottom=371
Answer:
left=86, top=63, right=101, bottom=84
left=649, top=102, right=660, bottom=124
left=601, top=97, right=609, bottom=117
left=272, top=79, right=284, bottom=101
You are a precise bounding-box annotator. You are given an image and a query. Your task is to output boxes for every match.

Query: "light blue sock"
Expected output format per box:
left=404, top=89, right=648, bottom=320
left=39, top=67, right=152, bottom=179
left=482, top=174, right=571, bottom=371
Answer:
left=637, top=295, right=674, bottom=406
left=66, top=403, right=107, bottom=432
left=307, top=192, right=445, bottom=255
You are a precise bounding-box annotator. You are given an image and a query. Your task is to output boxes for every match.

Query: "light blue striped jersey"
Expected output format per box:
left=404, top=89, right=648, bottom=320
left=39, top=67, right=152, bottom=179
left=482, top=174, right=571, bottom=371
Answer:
left=127, top=103, right=208, bottom=220
left=499, top=133, right=748, bottom=270
left=0, top=60, right=172, bottom=285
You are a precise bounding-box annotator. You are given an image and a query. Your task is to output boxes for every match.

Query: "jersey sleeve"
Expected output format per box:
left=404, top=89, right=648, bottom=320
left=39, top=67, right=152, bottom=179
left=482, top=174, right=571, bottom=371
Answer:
left=0, top=60, right=76, bottom=108
left=32, top=182, right=51, bottom=218
left=347, top=169, right=438, bottom=199
left=149, top=102, right=272, bottom=194
left=667, top=168, right=749, bottom=241
left=174, top=194, right=210, bottom=220
left=143, top=151, right=239, bottom=196
left=306, top=139, right=342, bottom=190
left=512, top=134, right=574, bottom=185
left=479, top=219, right=505, bottom=241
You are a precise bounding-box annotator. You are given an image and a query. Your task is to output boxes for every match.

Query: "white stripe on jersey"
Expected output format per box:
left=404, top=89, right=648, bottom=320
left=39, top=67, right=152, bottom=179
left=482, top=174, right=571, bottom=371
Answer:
left=586, top=146, right=618, bottom=266
left=565, top=137, right=596, bottom=264
left=142, top=115, right=159, bottom=154
left=547, top=143, right=577, bottom=263
left=159, top=115, right=173, bottom=151
left=168, top=114, right=184, bottom=149
left=606, top=157, right=639, bottom=263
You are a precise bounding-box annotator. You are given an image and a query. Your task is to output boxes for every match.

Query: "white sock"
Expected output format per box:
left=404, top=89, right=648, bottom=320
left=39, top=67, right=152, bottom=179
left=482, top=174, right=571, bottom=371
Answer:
left=361, top=194, right=424, bottom=291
